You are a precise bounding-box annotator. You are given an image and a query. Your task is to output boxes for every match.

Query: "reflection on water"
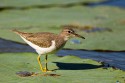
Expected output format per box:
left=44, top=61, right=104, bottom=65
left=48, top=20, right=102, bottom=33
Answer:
left=0, top=38, right=125, bottom=71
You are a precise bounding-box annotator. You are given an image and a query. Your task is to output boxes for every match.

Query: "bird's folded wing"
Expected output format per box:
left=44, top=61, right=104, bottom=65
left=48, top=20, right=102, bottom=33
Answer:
left=25, top=33, right=54, bottom=48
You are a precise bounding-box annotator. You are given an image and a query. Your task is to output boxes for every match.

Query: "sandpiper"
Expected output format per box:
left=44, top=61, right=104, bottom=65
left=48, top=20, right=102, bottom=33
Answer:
left=12, top=25, right=85, bottom=72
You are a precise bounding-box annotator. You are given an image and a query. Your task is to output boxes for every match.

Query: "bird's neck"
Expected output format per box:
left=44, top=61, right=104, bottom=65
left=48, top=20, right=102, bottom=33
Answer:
left=59, top=33, right=70, bottom=41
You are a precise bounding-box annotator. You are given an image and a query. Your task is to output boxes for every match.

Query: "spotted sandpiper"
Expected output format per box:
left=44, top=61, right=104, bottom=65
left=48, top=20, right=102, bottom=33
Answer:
left=12, top=25, right=85, bottom=72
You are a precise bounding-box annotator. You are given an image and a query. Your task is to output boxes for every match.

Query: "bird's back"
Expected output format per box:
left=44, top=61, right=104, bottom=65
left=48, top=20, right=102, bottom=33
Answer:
left=12, top=30, right=66, bottom=50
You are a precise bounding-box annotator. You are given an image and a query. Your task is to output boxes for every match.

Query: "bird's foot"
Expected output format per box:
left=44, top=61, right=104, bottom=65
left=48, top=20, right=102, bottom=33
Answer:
left=42, top=68, right=52, bottom=72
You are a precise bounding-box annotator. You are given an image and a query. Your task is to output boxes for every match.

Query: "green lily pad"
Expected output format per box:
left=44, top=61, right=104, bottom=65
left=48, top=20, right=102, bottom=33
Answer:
left=0, top=0, right=102, bottom=7
left=0, top=53, right=125, bottom=83
left=0, top=6, right=125, bottom=51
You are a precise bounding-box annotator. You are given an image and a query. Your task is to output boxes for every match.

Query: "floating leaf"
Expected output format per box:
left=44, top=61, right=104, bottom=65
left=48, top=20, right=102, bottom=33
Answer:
left=0, top=53, right=125, bottom=83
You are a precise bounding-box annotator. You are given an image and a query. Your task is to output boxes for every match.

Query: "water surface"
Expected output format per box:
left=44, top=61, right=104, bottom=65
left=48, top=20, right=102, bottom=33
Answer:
left=88, top=0, right=125, bottom=8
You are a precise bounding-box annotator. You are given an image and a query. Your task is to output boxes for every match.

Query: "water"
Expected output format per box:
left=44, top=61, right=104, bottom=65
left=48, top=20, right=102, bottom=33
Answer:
left=88, top=0, right=125, bottom=8
left=0, top=38, right=34, bottom=52
left=57, top=50, right=125, bottom=70
left=0, top=38, right=125, bottom=70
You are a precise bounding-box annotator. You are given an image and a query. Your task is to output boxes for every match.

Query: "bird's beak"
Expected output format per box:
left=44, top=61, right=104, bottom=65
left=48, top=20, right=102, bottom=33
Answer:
left=73, top=33, right=85, bottom=39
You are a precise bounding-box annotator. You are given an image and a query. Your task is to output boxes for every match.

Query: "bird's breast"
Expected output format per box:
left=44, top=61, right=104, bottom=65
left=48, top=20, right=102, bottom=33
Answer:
left=55, top=38, right=67, bottom=50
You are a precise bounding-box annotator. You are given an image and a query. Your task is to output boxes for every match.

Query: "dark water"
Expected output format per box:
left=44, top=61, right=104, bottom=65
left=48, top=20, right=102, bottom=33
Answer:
left=0, top=38, right=125, bottom=70
left=88, top=0, right=125, bottom=8
left=0, top=38, right=34, bottom=52
left=57, top=50, right=125, bottom=70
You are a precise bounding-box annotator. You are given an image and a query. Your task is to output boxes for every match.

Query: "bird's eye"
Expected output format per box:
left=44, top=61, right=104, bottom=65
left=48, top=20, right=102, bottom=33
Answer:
left=68, top=31, right=71, bottom=33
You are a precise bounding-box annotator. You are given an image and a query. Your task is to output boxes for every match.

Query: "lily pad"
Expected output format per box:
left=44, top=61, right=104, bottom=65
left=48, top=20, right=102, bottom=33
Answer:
left=0, top=6, right=125, bottom=51
left=0, top=0, right=102, bottom=7
left=0, top=53, right=125, bottom=83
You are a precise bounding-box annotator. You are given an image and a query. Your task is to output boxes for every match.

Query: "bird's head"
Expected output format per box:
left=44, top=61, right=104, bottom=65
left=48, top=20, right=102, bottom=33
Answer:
left=60, top=25, right=85, bottom=41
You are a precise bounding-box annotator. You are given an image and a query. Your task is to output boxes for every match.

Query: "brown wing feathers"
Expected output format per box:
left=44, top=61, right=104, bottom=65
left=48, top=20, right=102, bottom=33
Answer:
left=12, top=29, right=55, bottom=47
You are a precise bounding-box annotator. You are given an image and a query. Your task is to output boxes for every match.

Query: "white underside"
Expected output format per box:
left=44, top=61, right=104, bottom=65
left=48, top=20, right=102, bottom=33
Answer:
left=20, top=36, right=56, bottom=55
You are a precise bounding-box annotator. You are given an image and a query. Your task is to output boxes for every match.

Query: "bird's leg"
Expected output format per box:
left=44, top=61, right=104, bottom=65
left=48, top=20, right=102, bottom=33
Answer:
left=45, top=54, right=48, bottom=71
left=43, top=54, right=52, bottom=72
left=43, top=54, right=48, bottom=72
left=37, top=55, right=44, bottom=72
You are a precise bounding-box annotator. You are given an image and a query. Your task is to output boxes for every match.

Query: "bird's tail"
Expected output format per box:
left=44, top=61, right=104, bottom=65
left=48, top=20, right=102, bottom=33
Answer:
left=12, top=29, right=25, bottom=35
